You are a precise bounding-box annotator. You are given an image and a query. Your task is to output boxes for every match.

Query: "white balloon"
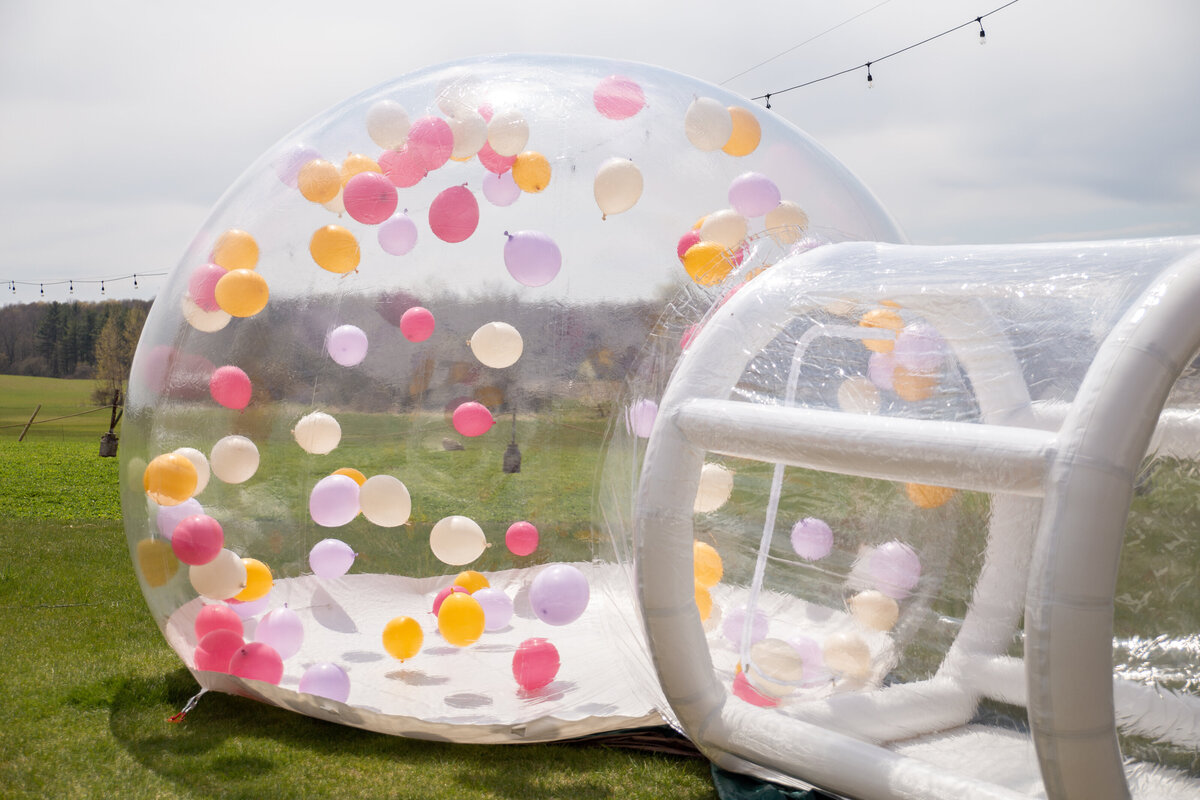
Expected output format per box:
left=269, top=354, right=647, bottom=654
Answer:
left=429, top=515, right=487, bottom=566
left=747, top=638, right=806, bottom=698
left=699, top=209, right=748, bottom=250
left=694, top=463, right=734, bottom=513
left=469, top=322, right=524, bottom=369
left=593, top=158, right=644, bottom=218
left=685, top=97, right=733, bottom=151
left=293, top=411, right=341, bottom=455
left=359, top=475, right=412, bottom=527
left=366, top=100, right=411, bottom=149
left=323, top=188, right=345, bottom=215
left=837, top=377, right=881, bottom=415
left=181, top=295, right=231, bottom=333
left=766, top=200, right=810, bottom=241
left=189, top=548, right=247, bottom=600
left=173, top=447, right=211, bottom=494
left=822, top=632, right=872, bottom=680
left=487, top=109, right=529, bottom=157
left=849, top=590, right=900, bottom=632
left=448, top=109, right=487, bottom=160
left=210, top=435, right=260, bottom=484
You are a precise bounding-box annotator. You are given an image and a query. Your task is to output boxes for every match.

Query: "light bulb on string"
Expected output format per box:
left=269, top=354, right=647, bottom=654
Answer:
left=100, top=281, right=105, bottom=294
left=133, top=274, right=139, bottom=289
left=69, top=280, right=73, bottom=295
left=977, top=17, right=986, bottom=43
left=866, top=62, right=874, bottom=88
left=765, top=93, right=771, bottom=109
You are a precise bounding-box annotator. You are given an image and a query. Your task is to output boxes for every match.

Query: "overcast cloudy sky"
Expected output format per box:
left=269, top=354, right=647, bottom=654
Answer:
left=2, top=0, right=1197, bottom=304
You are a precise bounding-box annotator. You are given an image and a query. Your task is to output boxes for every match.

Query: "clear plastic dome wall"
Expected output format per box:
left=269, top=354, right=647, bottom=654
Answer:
left=620, top=236, right=1200, bottom=798
left=121, top=54, right=903, bottom=743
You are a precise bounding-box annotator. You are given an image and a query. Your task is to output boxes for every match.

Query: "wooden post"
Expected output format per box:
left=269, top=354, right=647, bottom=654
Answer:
left=18, top=404, right=41, bottom=442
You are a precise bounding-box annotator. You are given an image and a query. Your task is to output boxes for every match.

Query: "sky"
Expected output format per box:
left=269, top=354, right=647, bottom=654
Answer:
left=2, top=0, right=1198, bottom=305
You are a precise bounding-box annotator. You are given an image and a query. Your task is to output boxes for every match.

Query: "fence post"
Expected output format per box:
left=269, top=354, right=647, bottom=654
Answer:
left=17, top=404, right=41, bottom=442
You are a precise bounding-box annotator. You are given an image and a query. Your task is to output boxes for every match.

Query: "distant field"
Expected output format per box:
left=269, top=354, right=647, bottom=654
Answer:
left=0, top=375, right=117, bottom=443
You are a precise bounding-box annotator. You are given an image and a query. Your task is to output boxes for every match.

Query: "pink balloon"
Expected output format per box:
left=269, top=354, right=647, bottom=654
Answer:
left=274, top=144, right=321, bottom=187
left=867, top=351, right=896, bottom=391
left=156, top=497, right=203, bottom=539
left=452, top=401, right=494, bottom=437
left=505, top=521, right=539, bottom=556
left=863, top=541, right=922, bottom=599
left=378, top=212, right=418, bottom=255
left=431, top=585, right=469, bottom=616
left=893, top=322, right=947, bottom=374
left=400, top=306, right=435, bottom=342
left=343, top=171, right=398, bottom=225
left=503, top=230, right=561, bottom=287
left=195, top=603, right=244, bottom=641
left=732, top=670, right=779, bottom=708
left=722, top=606, right=769, bottom=647
left=512, top=637, right=560, bottom=691
left=309, top=475, right=361, bottom=527
left=790, top=517, right=833, bottom=561
left=326, top=324, right=369, bottom=367
left=474, top=587, right=514, bottom=631
left=194, top=628, right=243, bottom=672
left=171, top=515, right=224, bottom=565
left=625, top=399, right=657, bottom=438
left=229, top=641, right=284, bottom=684
left=676, top=231, right=701, bottom=262
left=309, top=538, right=356, bottom=578
left=188, top=263, right=226, bottom=311
left=429, top=185, right=479, bottom=243
left=407, top=116, right=453, bottom=172
left=528, top=564, right=589, bottom=626
left=379, top=147, right=426, bottom=188
left=299, top=662, right=350, bottom=703
left=482, top=171, right=520, bottom=207
left=680, top=323, right=700, bottom=351
left=477, top=142, right=516, bottom=175
left=728, top=172, right=782, bottom=218
left=593, top=75, right=646, bottom=120
left=209, top=365, right=252, bottom=410
left=255, top=606, right=303, bottom=660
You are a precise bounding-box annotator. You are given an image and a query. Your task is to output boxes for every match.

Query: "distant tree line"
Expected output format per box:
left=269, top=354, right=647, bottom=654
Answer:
left=0, top=299, right=152, bottom=401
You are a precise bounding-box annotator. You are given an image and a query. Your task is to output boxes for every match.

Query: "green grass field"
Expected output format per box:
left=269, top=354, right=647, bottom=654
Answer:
left=0, top=375, right=117, bottom=443
left=0, top=377, right=717, bottom=800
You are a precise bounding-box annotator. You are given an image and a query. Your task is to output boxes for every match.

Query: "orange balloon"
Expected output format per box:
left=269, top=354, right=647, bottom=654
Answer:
left=683, top=241, right=733, bottom=286
left=332, top=467, right=366, bottom=486
left=137, top=538, right=179, bottom=588
left=298, top=159, right=341, bottom=203
left=383, top=616, right=423, bottom=661
left=893, top=366, right=937, bottom=402
left=723, top=106, right=762, bottom=156
left=211, top=229, right=259, bottom=271
left=859, top=308, right=903, bottom=353
left=437, top=593, right=485, bottom=647
left=512, top=151, right=551, bottom=193
left=693, top=541, right=723, bottom=588
left=340, top=153, right=381, bottom=185
left=235, top=558, right=273, bottom=602
left=310, top=225, right=360, bottom=273
left=143, top=453, right=198, bottom=506
left=214, top=268, right=269, bottom=317
left=453, top=570, right=490, bottom=594
left=906, top=482, right=957, bottom=509
left=695, top=581, right=713, bottom=621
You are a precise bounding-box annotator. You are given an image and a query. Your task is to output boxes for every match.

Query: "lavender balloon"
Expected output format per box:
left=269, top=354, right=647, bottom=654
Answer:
left=892, top=322, right=947, bottom=374
left=722, top=606, right=770, bottom=647
left=728, top=172, right=781, bottom=218
left=528, top=564, right=590, bottom=626
left=482, top=171, right=521, bottom=207
left=309, top=475, right=360, bottom=527
left=299, top=662, right=350, bottom=703
left=503, top=230, right=561, bottom=287
left=325, top=324, right=369, bottom=367
left=255, top=605, right=303, bottom=660
left=309, top=538, right=356, bottom=578
left=625, top=398, right=658, bottom=438
left=156, top=497, right=204, bottom=540
left=474, top=587, right=515, bottom=631
left=377, top=211, right=418, bottom=255
left=867, top=351, right=896, bottom=392
left=790, top=517, right=833, bottom=561
left=863, top=541, right=922, bottom=599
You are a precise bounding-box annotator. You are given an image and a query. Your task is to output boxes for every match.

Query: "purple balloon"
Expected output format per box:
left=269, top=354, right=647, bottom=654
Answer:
left=474, top=587, right=515, bottom=631
left=378, top=211, right=418, bottom=255
left=625, top=398, right=658, bottom=438
left=274, top=143, right=321, bottom=187
left=892, top=322, right=947, bottom=374
left=789, top=635, right=830, bottom=686
left=867, top=351, right=895, bottom=392
left=299, top=662, right=350, bottom=703
left=326, top=324, right=369, bottom=367
left=254, top=605, right=303, bottom=660
left=528, top=564, right=590, bottom=626
left=503, top=230, right=561, bottom=287
left=722, top=606, right=769, bottom=647
left=790, top=517, right=833, bottom=561
left=228, top=594, right=271, bottom=619
left=156, top=497, right=204, bottom=540
left=863, top=541, right=922, bottom=599
left=309, top=538, right=355, bottom=578
left=309, top=475, right=360, bottom=527
left=728, top=172, right=781, bottom=218
left=483, top=171, right=520, bottom=207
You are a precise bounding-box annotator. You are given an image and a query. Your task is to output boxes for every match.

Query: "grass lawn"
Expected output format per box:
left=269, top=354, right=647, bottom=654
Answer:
left=0, top=375, right=117, bottom=443
left=0, top=384, right=718, bottom=799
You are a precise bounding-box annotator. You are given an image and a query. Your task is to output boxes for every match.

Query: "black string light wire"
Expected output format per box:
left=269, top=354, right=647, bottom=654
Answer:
left=750, top=0, right=1022, bottom=104
left=4, top=271, right=167, bottom=299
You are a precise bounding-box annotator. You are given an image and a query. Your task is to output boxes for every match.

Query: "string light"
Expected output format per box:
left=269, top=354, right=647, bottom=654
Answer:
left=866, top=62, right=874, bottom=88
left=977, top=17, right=987, bottom=43
left=2, top=271, right=167, bottom=299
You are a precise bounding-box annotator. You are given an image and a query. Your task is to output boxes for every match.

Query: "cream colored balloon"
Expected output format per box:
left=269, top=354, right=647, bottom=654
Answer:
left=685, top=97, right=733, bottom=151
left=359, top=475, right=412, bottom=527
left=173, top=447, right=211, bottom=495
left=189, top=548, right=248, bottom=600
left=366, top=100, right=411, bottom=149
left=837, top=377, right=881, bottom=415
left=822, top=632, right=872, bottom=680
left=469, top=322, right=524, bottom=369
left=430, top=515, right=488, bottom=566
left=849, top=590, right=900, bottom=631
left=448, top=109, right=487, bottom=160
left=181, top=295, right=232, bottom=333
left=766, top=200, right=810, bottom=243
left=747, top=638, right=806, bottom=698
left=698, top=209, right=748, bottom=250
left=293, top=411, right=341, bottom=455
left=487, top=109, right=529, bottom=157
left=210, top=435, right=260, bottom=484
left=694, top=463, right=734, bottom=513
left=323, top=188, right=345, bottom=215
left=593, top=158, right=644, bottom=219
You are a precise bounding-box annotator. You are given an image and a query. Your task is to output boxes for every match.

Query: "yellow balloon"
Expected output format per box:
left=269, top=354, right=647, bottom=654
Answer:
left=437, top=593, right=485, bottom=647
left=340, top=153, right=381, bottom=185
left=310, top=225, right=360, bottom=274
left=143, top=453, right=198, bottom=506
left=211, top=229, right=259, bottom=271
left=695, top=581, right=713, bottom=622
left=693, top=541, right=723, bottom=588
left=214, top=268, right=269, bottom=317
left=383, top=616, right=423, bottom=661
left=298, top=159, right=341, bottom=203
left=453, top=570, right=490, bottom=594
left=235, top=558, right=273, bottom=602
left=682, top=241, right=734, bottom=286
left=137, top=538, right=179, bottom=588
left=332, top=467, right=367, bottom=486
left=512, top=151, right=551, bottom=193
left=906, top=482, right=957, bottom=509
left=893, top=366, right=938, bottom=403
left=859, top=308, right=903, bottom=353
left=723, top=106, right=762, bottom=156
